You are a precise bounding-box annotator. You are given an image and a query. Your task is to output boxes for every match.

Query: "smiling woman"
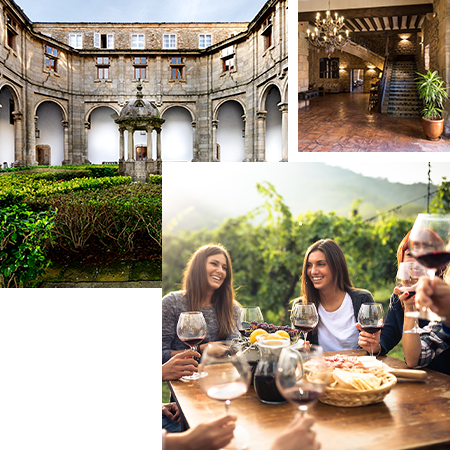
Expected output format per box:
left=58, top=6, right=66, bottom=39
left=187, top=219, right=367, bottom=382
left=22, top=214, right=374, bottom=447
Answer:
left=161, top=244, right=240, bottom=364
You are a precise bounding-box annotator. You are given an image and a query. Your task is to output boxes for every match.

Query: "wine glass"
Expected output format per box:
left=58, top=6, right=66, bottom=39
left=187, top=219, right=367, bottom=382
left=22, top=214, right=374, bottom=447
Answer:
left=176, top=311, right=207, bottom=380
left=276, top=344, right=328, bottom=416
left=396, top=261, right=426, bottom=334
left=199, top=341, right=251, bottom=450
left=357, top=303, right=385, bottom=357
left=237, top=306, right=264, bottom=335
left=291, top=303, right=319, bottom=342
left=407, top=214, right=450, bottom=321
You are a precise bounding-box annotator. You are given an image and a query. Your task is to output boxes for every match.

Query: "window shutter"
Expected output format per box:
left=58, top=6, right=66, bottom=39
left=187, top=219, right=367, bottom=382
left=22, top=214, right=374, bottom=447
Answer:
left=107, top=34, right=114, bottom=49
left=94, top=33, right=100, bottom=48
left=69, top=34, right=74, bottom=47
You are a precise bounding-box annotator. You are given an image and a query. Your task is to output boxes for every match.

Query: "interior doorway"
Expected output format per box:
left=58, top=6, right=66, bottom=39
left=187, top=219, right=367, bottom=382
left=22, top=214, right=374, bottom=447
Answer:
left=136, top=146, right=147, bottom=161
left=36, top=145, right=51, bottom=165
left=351, top=69, right=364, bottom=93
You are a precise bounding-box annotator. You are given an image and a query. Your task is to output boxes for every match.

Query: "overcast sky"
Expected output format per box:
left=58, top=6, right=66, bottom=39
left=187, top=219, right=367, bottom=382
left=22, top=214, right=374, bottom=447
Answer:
left=15, top=0, right=265, bottom=23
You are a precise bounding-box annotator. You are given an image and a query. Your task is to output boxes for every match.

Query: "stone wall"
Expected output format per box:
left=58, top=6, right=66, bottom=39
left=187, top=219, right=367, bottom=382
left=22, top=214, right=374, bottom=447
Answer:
left=0, top=0, right=288, bottom=164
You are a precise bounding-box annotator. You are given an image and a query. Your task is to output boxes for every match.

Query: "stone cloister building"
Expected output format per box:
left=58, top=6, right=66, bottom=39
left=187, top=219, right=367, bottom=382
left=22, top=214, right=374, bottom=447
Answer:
left=0, top=0, right=288, bottom=168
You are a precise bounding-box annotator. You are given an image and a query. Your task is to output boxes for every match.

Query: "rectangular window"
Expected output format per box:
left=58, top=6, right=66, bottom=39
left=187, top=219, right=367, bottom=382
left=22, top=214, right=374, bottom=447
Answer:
left=6, top=14, right=18, bottom=50
left=199, top=34, right=212, bottom=49
left=45, top=45, right=58, bottom=72
left=170, top=57, right=184, bottom=79
left=96, top=57, right=110, bottom=79
left=221, top=46, right=235, bottom=72
left=135, top=67, right=146, bottom=79
left=69, top=33, right=82, bottom=49
left=163, top=34, right=177, bottom=49
left=131, top=34, right=145, bottom=49
left=319, top=58, right=339, bottom=79
left=133, top=57, right=147, bottom=79
left=262, top=15, right=273, bottom=49
left=94, top=33, right=114, bottom=49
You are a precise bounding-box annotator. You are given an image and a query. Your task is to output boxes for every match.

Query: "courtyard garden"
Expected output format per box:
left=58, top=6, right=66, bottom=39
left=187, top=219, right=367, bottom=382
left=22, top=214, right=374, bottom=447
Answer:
left=0, top=165, right=161, bottom=288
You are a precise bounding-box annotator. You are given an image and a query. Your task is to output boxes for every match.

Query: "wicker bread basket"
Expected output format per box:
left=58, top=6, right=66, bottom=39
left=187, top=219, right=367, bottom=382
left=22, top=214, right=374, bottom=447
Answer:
left=320, top=371, right=397, bottom=407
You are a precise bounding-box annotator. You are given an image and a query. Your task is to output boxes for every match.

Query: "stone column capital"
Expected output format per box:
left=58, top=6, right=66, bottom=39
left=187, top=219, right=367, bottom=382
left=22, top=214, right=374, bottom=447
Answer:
left=257, top=110, right=267, bottom=120
left=12, top=111, right=22, bottom=121
left=277, top=102, right=288, bottom=113
left=61, top=120, right=69, bottom=128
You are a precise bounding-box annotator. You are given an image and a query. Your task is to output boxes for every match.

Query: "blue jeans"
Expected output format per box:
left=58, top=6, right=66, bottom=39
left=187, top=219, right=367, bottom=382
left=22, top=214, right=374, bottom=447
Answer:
left=162, top=415, right=182, bottom=433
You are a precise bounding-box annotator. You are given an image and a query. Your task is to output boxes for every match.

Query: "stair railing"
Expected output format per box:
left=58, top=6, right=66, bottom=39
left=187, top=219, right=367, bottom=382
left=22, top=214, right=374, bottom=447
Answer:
left=377, top=53, right=389, bottom=113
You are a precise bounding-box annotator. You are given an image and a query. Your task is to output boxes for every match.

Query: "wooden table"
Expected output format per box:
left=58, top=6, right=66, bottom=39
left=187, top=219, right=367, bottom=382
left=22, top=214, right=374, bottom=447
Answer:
left=168, top=350, right=450, bottom=450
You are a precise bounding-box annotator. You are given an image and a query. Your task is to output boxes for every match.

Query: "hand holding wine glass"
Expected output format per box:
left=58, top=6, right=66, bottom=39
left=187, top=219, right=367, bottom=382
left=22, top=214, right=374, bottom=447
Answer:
left=276, top=344, right=328, bottom=416
left=199, top=341, right=251, bottom=450
left=291, top=303, right=319, bottom=343
left=407, top=214, right=450, bottom=321
left=357, top=303, right=385, bottom=357
left=396, top=261, right=426, bottom=334
left=177, top=312, right=207, bottom=380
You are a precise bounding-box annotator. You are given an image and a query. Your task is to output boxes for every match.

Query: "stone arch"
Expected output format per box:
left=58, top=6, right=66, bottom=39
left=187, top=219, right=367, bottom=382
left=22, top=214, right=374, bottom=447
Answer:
left=35, top=100, right=66, bottom=166
left=34, top=98, right=68, bottom=122
left=86, top=105, right=120, bottom=164
left=0, top=83, right=21, bottom=167
left=0, top=82, right=21, bottom=111
left=161, top=105, right=195, bottom=162
left=261, top=84, right=283, bottom=162
left=213, top=97, right=246, bottom=121
left=85, top=103, right=121, bottom=123
left=216, top=99, right=246, bottom=162
left=258, top=82, right=282, bottom=112
left=160, top=104, right=196, bottom=123
left=281, top=75, right=288, bottom=104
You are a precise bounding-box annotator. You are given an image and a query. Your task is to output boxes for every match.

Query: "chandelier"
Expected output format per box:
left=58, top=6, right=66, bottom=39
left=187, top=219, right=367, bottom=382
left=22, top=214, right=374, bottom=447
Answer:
left=305, top=1, right=351, bottom=59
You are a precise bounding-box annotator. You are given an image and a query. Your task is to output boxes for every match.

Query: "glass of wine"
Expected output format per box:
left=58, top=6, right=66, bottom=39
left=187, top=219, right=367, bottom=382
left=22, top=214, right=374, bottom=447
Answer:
left=237, top=306, right=264, bottom=335
left=291, top=302, right=319, bottom=342
left=357, top=303, right=385, bottom=357
left=199, top=341, right=251, bottom=450
left=176, top=311, right=207, bottom=380
left=407, top=214, right=450, bottom=321
left=396, top=261, right=426, bottom=334
left=276, top=344, right=328, bottom=416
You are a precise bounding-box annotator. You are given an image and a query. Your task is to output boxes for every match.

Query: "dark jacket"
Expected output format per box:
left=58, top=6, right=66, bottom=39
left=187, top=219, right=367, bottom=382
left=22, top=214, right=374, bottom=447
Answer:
left=309, top=288, right=374, bottom=347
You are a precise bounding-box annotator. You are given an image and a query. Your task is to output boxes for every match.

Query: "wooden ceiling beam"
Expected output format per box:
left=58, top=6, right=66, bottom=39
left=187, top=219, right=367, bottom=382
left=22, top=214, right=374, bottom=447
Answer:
left=299, top=4, right=433, bottom=22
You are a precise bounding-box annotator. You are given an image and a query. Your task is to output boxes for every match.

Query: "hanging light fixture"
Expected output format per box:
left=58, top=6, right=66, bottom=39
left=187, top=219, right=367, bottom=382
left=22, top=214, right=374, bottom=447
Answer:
left=305, top=1, right=351, bottom=59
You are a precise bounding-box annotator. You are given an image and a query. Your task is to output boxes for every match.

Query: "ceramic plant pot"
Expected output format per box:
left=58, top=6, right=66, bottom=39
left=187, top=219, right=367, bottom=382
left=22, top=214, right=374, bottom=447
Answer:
left=421, top=117, right=444, bottom=141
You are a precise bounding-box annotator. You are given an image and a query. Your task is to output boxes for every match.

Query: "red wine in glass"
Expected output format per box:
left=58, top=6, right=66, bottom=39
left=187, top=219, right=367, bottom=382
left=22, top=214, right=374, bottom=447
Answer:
left=414, top=251, right=450, bottom=270
left=360, top=325, right=384, bottom=334
left=294, top=324, right=316, bottom=334
left=180, top=336, right=206, bottom=348
left=280, top=385, right=325, bottom=408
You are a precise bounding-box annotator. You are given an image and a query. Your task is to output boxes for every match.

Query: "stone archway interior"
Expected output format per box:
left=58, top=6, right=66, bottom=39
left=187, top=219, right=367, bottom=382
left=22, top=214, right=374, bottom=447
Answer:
left=265, top=87, right=282, bottom=162
left=88, top=106, right=120, bottom=164
left=161, top=107, right=193, bottom=162
left=36, top=101, right=64, bottom=166
left=0, top=87, right=15, bottom=167
left=217, top=101, right=245, bottom=162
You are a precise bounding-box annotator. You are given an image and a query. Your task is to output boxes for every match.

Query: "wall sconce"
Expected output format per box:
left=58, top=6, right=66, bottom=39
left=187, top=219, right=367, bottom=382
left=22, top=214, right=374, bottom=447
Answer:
left=35, top=129, right=40, bottom=139
left=339, top=66, right=345, bottom=71
left=379, top=72, right=383, bottom=78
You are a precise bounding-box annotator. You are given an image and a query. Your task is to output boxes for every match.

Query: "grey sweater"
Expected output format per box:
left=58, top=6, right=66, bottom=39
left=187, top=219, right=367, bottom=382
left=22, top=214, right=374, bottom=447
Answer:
left=162, top=291, right=240, bottom=364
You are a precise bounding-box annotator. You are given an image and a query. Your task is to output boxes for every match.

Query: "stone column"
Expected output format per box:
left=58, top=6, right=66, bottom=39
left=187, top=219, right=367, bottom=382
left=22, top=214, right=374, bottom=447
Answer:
left=298, top=22, right=310, bottom=110
left=12, top=112, right=24, bottom=166
left=146, top=126, right=154, bottom=161
left=126, top=126, right=135, bottom=161
left=256, top=111, right=267, bottom=162
left=211, top=119, right=219, bottom=161
left=61, top=120, right=70, bottom=165
left=156, top=128, right=162, bottom=161
left=118, top=127, right=125, bottom=161
left=278, top=102, right=288, bottom=161
left=84, top=121, right=91, bottom=164
left=191, top=120, right=197, bottom=161
left=30, top=115, right=38, bottom=165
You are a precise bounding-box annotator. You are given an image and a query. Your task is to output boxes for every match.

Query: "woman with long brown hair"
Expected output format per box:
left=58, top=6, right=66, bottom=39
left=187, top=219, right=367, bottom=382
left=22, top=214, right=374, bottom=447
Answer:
left=358, top=230, right=450, bottom=374
left=295, top=239, right=374, bottom=352
left=162, top=243, right=239, bottom=364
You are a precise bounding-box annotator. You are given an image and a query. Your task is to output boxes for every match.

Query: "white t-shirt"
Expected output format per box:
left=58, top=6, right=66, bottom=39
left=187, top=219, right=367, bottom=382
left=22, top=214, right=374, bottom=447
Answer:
left=317, top=293, right=360, bottom=352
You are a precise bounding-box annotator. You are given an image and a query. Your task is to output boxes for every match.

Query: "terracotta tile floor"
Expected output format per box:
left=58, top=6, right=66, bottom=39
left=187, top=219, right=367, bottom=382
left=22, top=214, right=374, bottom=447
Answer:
left=298, top=93, right=450, bottom=152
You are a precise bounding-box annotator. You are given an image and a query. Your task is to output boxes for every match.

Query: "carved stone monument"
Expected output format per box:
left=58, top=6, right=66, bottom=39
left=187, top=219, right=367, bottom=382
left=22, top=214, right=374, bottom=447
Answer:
left=115, top=81, right=165, bottom=182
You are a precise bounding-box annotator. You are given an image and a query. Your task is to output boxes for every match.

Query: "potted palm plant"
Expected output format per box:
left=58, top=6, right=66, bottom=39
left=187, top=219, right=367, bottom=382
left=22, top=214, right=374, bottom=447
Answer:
left=416, top=70, right=448, bottom=140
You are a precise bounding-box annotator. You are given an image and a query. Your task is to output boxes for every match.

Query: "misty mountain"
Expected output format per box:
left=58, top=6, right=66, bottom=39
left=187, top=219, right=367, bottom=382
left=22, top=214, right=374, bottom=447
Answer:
left=163, top=163, right=434, bottom=232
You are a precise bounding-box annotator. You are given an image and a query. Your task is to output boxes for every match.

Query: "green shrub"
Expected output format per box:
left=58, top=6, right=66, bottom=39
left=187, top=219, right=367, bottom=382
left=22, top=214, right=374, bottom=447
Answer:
left=0, top=204, right=55, bottom=288
left=148, top=175, right=162, bottom=185
left=28, top=183, right=162, bottom=253
left=0, top=174, right=132, bottom=207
